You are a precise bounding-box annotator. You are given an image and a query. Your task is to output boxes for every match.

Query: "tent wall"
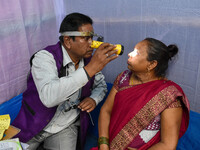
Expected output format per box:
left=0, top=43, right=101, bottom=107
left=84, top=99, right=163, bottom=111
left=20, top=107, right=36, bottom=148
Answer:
left=0, top=0, right=60, bottom=105
left=0, top=0, right=200, bottom=113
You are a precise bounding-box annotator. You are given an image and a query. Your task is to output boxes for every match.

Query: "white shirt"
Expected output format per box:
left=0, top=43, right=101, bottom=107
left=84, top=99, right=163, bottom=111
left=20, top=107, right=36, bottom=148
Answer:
left=31, top=45, right=107, bottom=133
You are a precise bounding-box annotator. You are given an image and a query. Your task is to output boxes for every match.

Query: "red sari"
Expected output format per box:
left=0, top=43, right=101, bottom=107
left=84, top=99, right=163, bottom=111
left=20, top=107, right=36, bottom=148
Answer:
left=92, top=70, right=190, bottom=150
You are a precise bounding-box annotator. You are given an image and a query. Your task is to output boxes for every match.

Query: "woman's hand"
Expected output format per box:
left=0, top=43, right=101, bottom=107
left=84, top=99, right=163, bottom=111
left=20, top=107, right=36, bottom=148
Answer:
left=99, top=144, right=109, bottom=150
left=127, top=147, right=137, bottom=150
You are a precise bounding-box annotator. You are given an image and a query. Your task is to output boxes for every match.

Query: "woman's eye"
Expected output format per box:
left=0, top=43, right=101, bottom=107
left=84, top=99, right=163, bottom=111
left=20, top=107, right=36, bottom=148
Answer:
left=130, top=49, right=139, bottom=57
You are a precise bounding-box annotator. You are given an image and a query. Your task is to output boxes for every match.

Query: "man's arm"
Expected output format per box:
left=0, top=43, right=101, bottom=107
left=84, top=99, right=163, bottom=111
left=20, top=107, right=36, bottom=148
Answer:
left=90, top=71, right=107, bottom=105
left=32, top=50, right=89, bottom=108
left=78, top=71, right=107, bottom=112
left=78, top=43, right=118, bottom=112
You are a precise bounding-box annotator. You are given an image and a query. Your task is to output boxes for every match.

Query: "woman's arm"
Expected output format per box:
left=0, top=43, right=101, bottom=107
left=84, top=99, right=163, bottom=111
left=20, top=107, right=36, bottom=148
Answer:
left=148, top=107, right=183, bottom=150
left=98, top=86, right=118, bottom=150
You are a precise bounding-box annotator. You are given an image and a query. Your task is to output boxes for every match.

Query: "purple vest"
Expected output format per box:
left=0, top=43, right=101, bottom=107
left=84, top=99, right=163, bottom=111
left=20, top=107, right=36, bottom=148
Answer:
left=12, top=42, right=94, bottom=148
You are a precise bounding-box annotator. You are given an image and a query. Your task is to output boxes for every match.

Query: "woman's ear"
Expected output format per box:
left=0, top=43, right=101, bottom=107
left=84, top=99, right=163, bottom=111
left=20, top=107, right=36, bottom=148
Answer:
left=148, top=60, right=158, bottom=71
left=63, top=36, right=71, bottom=49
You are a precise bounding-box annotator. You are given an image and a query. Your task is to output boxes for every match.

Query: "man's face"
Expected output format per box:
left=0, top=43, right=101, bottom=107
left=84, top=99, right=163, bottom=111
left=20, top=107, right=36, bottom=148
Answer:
left=64, top=24, right=94, bottom=61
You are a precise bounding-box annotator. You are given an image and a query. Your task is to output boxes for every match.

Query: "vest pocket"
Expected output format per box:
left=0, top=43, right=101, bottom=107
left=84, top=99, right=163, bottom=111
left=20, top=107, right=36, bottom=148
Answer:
left=23, top=101, right=35, bottom=116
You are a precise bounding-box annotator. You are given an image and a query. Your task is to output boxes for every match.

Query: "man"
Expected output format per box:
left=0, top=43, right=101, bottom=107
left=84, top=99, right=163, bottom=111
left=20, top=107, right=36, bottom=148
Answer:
left=12, top=12, right=118, bottom=150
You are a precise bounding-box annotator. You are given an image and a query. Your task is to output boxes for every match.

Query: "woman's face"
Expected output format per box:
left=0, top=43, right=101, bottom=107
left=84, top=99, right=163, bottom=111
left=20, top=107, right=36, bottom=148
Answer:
left=127, top=40, right=150, bottom=73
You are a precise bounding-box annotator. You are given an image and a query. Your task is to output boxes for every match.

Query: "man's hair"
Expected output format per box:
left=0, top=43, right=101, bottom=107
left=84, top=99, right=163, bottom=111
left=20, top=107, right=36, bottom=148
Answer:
left=59, top=12, right=93, bottom=42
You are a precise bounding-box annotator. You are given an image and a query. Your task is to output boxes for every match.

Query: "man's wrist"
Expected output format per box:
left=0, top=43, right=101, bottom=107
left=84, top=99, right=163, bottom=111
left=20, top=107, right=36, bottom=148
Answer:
left=84, top=65, right=97, bottom=78
left=83, top=67, right=91, bottom=80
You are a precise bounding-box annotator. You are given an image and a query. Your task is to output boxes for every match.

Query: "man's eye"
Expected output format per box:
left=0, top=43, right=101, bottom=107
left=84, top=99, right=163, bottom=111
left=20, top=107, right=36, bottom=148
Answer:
left=84, top=36, right=93, bottom=41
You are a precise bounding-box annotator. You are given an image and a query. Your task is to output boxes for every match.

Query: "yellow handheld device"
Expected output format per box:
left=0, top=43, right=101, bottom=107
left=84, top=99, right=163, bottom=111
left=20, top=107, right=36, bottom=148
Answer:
left=91, top=40, right=124, bottom=55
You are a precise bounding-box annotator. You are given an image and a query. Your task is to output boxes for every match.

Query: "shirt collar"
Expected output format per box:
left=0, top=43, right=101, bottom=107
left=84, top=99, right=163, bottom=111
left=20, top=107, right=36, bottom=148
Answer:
left=61, top=45, right=84, bottom=67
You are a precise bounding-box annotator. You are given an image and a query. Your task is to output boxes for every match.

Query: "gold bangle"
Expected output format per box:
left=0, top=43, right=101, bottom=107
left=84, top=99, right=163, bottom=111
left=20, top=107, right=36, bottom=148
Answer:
left=98, top=137, right=109, bottom=148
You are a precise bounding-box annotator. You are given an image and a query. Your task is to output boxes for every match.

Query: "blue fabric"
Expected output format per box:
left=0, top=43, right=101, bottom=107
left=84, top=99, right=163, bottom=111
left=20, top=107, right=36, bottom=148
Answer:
left=177, top=111, right=200, bottom=150
left=0, top=93, right=22, bottom=123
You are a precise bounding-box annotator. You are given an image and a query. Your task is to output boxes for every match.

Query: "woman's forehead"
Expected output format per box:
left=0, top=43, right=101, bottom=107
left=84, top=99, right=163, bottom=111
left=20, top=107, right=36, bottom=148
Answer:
left=134, top=41, right=148, bottom=53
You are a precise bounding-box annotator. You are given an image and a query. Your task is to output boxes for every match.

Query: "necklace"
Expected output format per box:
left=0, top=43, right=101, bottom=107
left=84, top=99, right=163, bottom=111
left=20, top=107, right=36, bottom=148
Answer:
left=129, top=73, right=165, bottom=86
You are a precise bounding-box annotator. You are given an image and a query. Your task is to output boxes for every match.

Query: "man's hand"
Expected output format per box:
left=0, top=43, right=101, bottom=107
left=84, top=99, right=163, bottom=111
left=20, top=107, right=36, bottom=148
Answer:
left=84, top=43, right=119, bottom=77
left=78, top=97, right=96, bottom=112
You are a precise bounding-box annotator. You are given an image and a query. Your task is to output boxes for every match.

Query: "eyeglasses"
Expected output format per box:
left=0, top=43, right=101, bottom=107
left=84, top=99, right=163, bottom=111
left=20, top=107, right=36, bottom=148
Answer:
left=60, top=31, right=104, bottom=42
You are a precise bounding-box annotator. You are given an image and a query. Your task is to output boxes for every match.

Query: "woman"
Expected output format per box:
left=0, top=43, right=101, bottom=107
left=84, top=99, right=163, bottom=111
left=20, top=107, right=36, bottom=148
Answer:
left=92, top=38, right=190, bottom=150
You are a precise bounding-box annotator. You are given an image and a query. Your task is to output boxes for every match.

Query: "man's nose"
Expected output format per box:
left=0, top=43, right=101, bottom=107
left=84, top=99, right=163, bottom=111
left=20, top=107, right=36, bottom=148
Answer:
left=88, top=38, right=93, bottom=44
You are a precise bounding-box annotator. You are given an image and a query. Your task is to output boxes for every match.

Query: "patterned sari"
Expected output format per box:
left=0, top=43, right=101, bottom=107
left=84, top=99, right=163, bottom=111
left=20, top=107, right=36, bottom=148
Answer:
left=109, top=70, right=190, bottom=149
left=91, top=70, right=190, bottom=150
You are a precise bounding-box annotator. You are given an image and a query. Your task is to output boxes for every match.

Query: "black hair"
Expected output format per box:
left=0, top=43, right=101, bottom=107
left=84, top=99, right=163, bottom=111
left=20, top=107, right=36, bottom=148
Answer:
left=59, top=12, right=93, bottom=42
left=144, top=38, right=178, bottom=77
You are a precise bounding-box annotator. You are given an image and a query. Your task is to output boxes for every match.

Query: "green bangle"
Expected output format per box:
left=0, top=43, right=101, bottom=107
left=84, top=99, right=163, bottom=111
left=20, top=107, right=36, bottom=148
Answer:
left=98, top=137, right=109, bottom=148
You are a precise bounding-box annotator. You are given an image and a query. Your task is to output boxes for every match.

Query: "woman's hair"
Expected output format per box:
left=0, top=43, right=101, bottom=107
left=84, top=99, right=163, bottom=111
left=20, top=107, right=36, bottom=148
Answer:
left=59, top=12, right=93, bottom=42
left=144, top=38, right=178, bottom=77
